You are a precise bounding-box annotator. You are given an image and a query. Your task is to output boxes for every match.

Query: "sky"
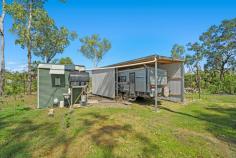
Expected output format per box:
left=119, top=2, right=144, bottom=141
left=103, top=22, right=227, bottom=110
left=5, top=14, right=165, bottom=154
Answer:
left=3, top=0, right=236, bottom=71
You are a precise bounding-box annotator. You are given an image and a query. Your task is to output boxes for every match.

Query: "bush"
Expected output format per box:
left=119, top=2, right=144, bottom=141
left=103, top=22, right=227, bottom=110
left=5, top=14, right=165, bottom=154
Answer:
left=208, top=84, right=219, bottom=94
left=185, top=72, right=236, bottom=95
left=4, top=71, right=37, bottom=96
left=223, top=74, right=236, bottom=94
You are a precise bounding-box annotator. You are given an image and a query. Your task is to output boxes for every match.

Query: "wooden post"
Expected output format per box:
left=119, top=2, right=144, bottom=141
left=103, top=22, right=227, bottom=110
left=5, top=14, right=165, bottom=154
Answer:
left=155, top=58, right=158, bottom=111
left=181, top=62, right=185, bottom=102
left=115, top=68, right=118, bottom=101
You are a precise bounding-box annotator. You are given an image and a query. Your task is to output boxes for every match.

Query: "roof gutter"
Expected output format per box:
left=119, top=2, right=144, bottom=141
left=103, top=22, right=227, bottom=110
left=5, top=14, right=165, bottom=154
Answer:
left=87, top=57, right=157, bottom=71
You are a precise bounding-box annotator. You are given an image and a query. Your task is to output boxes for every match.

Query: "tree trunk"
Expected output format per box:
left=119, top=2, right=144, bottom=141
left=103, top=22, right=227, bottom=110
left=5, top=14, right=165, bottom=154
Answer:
left=27, top=1, right=32, bottom=94
left=44, top=56, right=47, bottom=63
left=196, top=65, right=201, bottom=99
left=220, top=64, right=225, bottom=81
left=220, top=55, right=232, bottom=81
left=24, top=74, right=26, bottom=94
left=0, top=0, right=6, bottom=96
left=27, top=49, right=32, bottom=94
left=93, top=56, right=97, bottom=68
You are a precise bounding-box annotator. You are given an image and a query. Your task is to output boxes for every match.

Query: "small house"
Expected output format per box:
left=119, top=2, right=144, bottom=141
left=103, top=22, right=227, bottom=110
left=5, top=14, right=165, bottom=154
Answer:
left=37, top=64, right=87, bottom=108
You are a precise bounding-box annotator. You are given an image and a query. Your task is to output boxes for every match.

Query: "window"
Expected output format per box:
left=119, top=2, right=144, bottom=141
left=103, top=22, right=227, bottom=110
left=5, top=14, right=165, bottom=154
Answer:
left=55, top=77, right=61, bottom=86
left=52, top=74, right=65, bottom=87
left=118, top=76, right=126, bottom=82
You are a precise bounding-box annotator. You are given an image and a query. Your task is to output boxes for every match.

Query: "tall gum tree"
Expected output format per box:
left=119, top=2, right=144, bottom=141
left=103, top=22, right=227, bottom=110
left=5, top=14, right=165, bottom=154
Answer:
left=79, top=34, right=111, bottom=67
left=171, top=44, right=185, bottom=59
left=187, top=42, right=204, bottom=99
left=33, top=24, right=77, bottom=63
left=200, top=18, right=236, bottom=81
left=7, top=0, right=70, bottom=94
left=0, top=0, right=6, bottom=96
left=7, top=0, right=46, bottom=94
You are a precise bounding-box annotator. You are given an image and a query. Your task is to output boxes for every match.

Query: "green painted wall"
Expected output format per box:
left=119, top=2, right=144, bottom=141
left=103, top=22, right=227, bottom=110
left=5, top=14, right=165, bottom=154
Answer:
left=38, top=68, right=70, bottom=108
left=72, top=87, right=82, bottom=104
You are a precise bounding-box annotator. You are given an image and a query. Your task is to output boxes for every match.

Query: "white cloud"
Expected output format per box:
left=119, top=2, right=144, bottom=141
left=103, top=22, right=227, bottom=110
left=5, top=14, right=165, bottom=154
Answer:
left=7, top=61, right=17, bottom=65
left=6, top=61, right=27, bottom=72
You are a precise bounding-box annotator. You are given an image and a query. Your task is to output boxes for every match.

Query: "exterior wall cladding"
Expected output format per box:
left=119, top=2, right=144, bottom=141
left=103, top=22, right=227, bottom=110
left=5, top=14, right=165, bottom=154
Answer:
left=159, top=62, right=184, bottom=102
left=38, top=68, right=70, bottom=108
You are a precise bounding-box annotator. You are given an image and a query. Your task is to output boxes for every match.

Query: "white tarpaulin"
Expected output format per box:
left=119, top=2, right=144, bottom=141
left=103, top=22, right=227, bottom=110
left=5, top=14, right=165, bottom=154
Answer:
left=92, top=68, right=115, bottom=98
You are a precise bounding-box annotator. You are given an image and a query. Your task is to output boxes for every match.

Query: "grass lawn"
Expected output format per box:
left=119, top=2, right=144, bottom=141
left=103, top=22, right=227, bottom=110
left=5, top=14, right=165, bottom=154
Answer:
left=0, top=94, right=236, bottom=158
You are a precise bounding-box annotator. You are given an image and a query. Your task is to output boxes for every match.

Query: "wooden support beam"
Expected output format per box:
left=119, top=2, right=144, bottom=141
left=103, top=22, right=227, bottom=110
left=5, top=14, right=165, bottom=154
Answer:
left=115, top=68, right=119, bottom=101
left=155, top=58, right=158, bottom=111
left=181, top=62, right=185, bottom=102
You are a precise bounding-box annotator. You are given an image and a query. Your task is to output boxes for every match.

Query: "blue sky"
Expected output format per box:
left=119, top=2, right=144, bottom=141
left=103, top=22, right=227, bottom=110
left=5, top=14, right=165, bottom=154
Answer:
left=4, top=0, right=236, bottom=71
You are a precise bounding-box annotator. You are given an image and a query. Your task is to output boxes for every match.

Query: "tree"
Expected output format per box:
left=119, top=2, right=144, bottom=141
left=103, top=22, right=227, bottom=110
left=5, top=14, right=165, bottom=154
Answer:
left=0, top=0, right=6, bottom=96
left=185, top=54, right=195, bottom=72
left=199, top=18, right=236, bottom=81
left=171, top=44, right=185, bottom=59
left=33, top=23, right=77, bottom=63
left=187, top=42, right=204, bottom=99
left=7, top=0, right=46, bottom=94
left=59, top=57, right=73, bottom=65
left=79, top=34, right=111, bottom=67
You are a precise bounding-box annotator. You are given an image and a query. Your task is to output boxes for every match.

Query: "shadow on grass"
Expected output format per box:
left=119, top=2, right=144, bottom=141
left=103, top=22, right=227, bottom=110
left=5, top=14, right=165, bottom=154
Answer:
left=0, top=108, right=159, bottom=157
left=0, top=106, right=33, bottom=129
left=160, top=105, right=236, bottom=145
left=89, top=124, right=159, bottom=158
left=201, top=106, right=236, bottom=144
left=0, top=107, right=68, bottom=158
left=135, top=132, right=159, bottom=157
left=58, top=112, right=111, bottom=158
left=90, top=124, right=132, bottom=158
left=0, top=142, right=30, bottom=158
left=0, top=118, right=61, bottom=158
left=74, top=112, right=159, bottom=157
left=134, top=97, right=161, bottom=106
left=17, top=106, right=32, bottom=111
left=80, top=112, right=110, bottom=129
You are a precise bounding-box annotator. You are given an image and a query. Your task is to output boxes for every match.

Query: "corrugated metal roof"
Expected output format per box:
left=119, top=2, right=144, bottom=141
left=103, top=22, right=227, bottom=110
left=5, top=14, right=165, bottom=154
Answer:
left=106, top=54, right=184, bottom=68
left=38, top=64, right=85, bottom=70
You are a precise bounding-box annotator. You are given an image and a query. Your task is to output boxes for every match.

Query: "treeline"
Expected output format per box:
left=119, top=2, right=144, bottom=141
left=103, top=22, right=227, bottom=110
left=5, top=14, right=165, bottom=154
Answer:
left=3, top=57, right=74, bottom=96
left=185, top=72, right=236, bottom=95
left=4, top=71, right=37, bottom=96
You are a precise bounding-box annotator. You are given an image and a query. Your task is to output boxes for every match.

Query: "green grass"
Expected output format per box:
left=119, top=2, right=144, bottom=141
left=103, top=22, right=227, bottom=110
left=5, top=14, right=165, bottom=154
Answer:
left=0, top=94, right=236, bottom=158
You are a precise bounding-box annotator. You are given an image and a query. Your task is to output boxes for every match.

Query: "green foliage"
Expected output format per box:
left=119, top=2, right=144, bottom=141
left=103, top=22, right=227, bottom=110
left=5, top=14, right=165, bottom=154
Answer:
left=4, top=71, right=26, bottom=96
left=6, top=0, right=50, bottom=94
left=184, top=73, right=196, bottom=89
left=185, top=72, right=236, bottom=94
left=185, top=18, right=236, bottom=95
left=222, top=74, right=236, bottom=94
left=4, top=71, right=37, bottom=96
left=186, top=43, right=204, bottom=98
left=64, top=112, right=71, bottom=128
left=59, top=57, right=73, bottom=65
left=171, top=44, right=185, bottom=59
left=79, top=34, right=111, bottom=67
left=6, top=1, right=46, bottom=49
left=33, top=25, right=77, bottom=63
left=198, top=18, right=236, bottom=80
left=7, top=1, right=77, bottom=64
left=208, top=84, right=220, bottom=94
